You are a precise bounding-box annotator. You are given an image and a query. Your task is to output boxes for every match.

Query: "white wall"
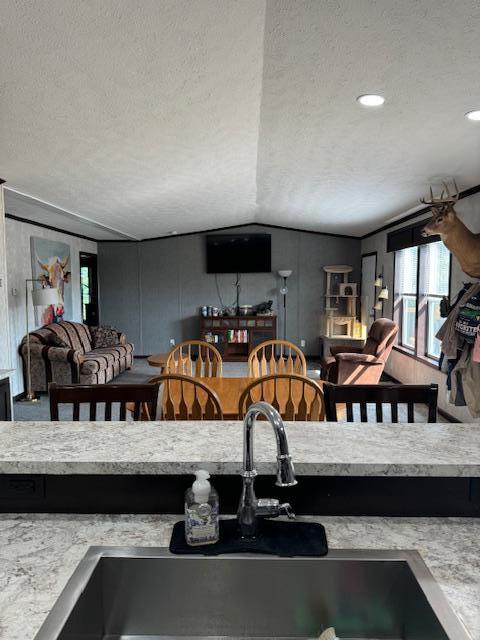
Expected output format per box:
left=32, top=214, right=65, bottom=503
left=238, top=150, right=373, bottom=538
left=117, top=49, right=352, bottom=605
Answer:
left=6, top=218, right=97, bottom=395
left=361, top=191, right=480, bottom=422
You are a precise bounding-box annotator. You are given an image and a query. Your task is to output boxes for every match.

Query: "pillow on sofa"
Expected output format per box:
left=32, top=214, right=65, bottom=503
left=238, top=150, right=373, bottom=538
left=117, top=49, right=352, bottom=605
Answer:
left=46, top=333, right=69, bottom=349
left=90, top=325, right=120, bottom=349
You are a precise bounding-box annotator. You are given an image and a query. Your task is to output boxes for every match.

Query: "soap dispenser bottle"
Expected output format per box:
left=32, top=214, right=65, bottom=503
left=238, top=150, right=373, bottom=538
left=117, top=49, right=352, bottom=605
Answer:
left=185, top=469, right=219, bottom=546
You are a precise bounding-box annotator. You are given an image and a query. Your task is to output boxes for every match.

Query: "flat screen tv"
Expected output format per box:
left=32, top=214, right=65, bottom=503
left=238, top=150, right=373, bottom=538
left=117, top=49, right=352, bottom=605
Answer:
left=206, top=234, right=271, bottom=273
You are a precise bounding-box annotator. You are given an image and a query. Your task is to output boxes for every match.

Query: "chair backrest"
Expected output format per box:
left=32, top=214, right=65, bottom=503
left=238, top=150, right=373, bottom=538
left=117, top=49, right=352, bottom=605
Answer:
left=248, top=340, right=307, bottom=377
left=49, top=382, right=160, bottom=421
left=238, top=374, right=325, bottom=421
left=149, top=374, right=224, bottom=420
left=363, top=318, right=398, bottom=361
left=166, top=341, right=223, bottom=377
left=323, top=383, right=438, bottom=423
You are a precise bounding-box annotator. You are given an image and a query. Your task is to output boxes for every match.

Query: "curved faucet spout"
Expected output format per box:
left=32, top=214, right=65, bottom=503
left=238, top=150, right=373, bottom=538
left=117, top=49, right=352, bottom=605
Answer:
left=238, top=402, right=297, bottom=539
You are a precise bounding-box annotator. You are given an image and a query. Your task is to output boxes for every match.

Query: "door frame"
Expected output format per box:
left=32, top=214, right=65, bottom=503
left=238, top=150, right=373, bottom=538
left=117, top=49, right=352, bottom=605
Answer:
left=79, top=252, right=99, bottom=326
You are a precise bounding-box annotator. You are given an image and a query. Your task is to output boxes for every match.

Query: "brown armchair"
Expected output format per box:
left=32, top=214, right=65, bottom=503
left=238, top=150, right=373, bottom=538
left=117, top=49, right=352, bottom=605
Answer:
left=321, top=318, right=398, bottom=384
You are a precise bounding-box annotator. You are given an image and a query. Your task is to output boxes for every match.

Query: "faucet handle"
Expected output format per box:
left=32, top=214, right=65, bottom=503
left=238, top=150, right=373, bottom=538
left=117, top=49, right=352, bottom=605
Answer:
left=256, top=499, right=296, bottom=520
left=257, top=498, right=280, bottom=517
left=279, top=502, right=296, bottom=520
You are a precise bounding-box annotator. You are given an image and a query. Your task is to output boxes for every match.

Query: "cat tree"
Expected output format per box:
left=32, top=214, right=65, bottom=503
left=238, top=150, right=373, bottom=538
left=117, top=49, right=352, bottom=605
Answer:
left=322, top=265, right=360, bottom=338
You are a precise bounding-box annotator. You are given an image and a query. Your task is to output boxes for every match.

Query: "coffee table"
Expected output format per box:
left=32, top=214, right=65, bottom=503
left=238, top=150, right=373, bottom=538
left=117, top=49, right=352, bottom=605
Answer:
left=147, top=351, right=190, bottom=374
left=147, top=352, right=170, bottom=372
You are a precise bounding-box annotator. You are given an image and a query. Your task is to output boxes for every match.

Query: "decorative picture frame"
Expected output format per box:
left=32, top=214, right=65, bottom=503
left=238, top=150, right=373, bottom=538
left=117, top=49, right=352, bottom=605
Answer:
left=30, top=236, right=71, bottom=325
left=339, top=282, right=357, bottom=296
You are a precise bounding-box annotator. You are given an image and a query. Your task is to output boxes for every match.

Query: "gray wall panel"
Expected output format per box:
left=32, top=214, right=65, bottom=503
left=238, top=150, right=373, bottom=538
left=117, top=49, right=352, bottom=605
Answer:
left=99, top=225, right=361, bottom=355
left=98, top=243, right=142, bottom=350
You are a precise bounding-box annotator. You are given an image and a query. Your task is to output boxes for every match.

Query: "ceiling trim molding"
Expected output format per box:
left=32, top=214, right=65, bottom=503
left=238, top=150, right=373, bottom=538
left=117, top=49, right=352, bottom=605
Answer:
left=9, top=184, right=480, bottom=244
left=4, top=187, right=138, bottom=240
left=98, top=221, right=360, bottom=243
left=252, top=222, right=358, bottom=240
left=5, top=213, right=99, bottom=244
left=361, top=183, right=480, bottom=240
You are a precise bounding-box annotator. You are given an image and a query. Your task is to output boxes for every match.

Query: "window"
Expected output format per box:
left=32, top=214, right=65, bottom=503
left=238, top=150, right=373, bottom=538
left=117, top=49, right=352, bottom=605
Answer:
left=394, top=246, right=418, bottom=350
left=422, top=242, right=450, bottom=359
left=394, top=241, right=450, bottom=362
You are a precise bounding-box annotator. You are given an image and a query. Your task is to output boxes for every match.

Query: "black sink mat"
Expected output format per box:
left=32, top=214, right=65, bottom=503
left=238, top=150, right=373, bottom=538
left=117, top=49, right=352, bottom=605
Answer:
left=169, top=518, right=328, bottom=557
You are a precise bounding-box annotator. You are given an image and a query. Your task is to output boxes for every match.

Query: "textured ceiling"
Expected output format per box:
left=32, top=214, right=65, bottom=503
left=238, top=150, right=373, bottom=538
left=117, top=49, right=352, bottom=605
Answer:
left=257, top=0, right=480, bottom=235
left=1, top=0, right=480, bottom=239
left=0, top=0, right=265, bottom=239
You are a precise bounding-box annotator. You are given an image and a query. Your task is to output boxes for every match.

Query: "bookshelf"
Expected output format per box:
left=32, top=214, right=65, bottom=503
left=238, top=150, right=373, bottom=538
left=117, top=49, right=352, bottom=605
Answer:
left=200, top=315, right=277, bottom=362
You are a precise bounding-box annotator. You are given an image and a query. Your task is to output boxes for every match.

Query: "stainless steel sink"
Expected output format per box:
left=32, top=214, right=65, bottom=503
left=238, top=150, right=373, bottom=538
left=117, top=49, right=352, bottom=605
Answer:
left=34, top=547, right=470, bottom=640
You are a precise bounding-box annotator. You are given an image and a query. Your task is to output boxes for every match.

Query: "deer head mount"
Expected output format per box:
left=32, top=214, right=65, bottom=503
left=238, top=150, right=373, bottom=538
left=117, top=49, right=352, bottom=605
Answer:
left=421, top=180, right=460, bottom=238
left=420, top=181, right=480, bottom=279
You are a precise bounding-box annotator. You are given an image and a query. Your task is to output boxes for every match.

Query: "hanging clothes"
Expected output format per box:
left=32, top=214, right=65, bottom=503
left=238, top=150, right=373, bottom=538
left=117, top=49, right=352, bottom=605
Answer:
left=455, top=289, right=480, bottom=343
left=436, top=283, right=480, bottom=416
left=436, top=283, right=480, bottom=359
left=450, top=346, right=480, bottom=417
left=473, top=334, right=480, bottom=363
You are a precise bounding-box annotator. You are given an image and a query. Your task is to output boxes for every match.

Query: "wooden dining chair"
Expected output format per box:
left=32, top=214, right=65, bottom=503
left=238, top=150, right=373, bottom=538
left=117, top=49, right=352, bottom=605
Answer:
left=238, top=373, right=325, bottom=421
left=323, top=383, right=438, bottom=423
left=165, top=340, right=223, bottom=377
left=248, top=339, right=307, bottom=377
left=49, top=382, right=160, bottom=421
left=148, top=374, right=224, bottom=420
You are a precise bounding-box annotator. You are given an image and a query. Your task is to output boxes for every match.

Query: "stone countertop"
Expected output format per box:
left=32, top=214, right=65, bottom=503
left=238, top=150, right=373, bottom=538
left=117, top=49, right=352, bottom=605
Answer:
left=0, top=420, right=480, bottom=477
left=0, top=514, right=478, bottom=640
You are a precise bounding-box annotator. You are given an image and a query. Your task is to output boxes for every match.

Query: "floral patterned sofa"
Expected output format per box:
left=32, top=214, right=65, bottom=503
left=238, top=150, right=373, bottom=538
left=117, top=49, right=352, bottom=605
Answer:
left=20, top=321, right=134, bottom=392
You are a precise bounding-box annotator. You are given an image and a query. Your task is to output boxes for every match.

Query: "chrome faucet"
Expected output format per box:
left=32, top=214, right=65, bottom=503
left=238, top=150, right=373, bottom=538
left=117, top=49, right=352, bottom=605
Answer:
left=237, top=401, right=297, bottom=538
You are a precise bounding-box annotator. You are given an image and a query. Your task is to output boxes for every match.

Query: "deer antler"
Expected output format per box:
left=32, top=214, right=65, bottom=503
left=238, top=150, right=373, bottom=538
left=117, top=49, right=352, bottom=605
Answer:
left=421, top=180, right=460, bottom=205
left=442, top=180, right=459, bottom=202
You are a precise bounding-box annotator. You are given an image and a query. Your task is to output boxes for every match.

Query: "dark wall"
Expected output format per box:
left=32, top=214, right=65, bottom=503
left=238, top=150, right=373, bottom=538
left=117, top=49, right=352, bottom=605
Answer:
left=98, top=225, right=361, bottom=355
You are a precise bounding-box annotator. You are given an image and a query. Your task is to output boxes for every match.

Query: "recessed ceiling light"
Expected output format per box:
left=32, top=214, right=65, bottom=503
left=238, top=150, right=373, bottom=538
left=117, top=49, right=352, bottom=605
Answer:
left=465, top=110, right=480, bottom=121
left=357, top=94, right=385, bottom=107
left=168, top=231, right=178, bottom=236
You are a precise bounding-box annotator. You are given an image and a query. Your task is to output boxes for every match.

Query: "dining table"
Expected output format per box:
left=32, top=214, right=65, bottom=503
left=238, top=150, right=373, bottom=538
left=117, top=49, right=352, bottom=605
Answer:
left=128, top=375, right=325, bottom=420
left=164, top=375, right=325, bottom=420
left=190, top=376, right=254, bottom=420
left=126, top=376, right=254, bottom=420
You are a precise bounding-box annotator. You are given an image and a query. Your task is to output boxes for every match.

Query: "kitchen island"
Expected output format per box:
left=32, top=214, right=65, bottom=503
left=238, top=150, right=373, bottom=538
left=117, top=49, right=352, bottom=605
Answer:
left=1, top=420, right=480, bottom=514
left=0, top=513, right=479, bottom=640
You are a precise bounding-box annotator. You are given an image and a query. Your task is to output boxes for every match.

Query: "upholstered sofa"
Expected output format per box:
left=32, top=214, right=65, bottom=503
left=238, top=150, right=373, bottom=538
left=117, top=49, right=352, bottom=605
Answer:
left=321, top=318, right=398, bottom=385
left=20, top=320, right=134, bottom=392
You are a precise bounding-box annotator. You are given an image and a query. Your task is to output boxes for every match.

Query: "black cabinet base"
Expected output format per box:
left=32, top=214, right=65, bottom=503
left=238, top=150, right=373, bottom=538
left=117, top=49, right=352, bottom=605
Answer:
left=1, top=474, right=480, bottom=516
left=0, top=379, right=12, bottom=420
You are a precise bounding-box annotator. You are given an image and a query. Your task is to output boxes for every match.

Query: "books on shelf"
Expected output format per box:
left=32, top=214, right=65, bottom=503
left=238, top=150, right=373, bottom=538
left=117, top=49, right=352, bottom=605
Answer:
left=227, top=329, right=248, bottom=343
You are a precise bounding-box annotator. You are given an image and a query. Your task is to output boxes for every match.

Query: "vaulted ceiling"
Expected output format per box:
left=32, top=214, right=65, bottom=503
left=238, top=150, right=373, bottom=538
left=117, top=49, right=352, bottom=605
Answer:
left=1, top=0, right=480, bottom=240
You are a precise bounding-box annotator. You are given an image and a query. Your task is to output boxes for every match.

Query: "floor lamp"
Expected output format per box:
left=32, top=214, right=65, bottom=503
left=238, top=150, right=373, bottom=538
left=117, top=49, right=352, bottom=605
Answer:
left=278, top=270, right=292, bottom=341
left=20, top=282, right=59, bottom=403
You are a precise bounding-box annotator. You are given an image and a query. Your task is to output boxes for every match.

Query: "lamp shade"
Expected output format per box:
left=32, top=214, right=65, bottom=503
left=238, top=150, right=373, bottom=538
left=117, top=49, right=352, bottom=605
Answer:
left=278, top=269, right=292, bottom=278
left=31, top=287, right=59, bottom=307
left=378, top=287, right=389, bottom=300
left=374, top=276, right=383, bottom=287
